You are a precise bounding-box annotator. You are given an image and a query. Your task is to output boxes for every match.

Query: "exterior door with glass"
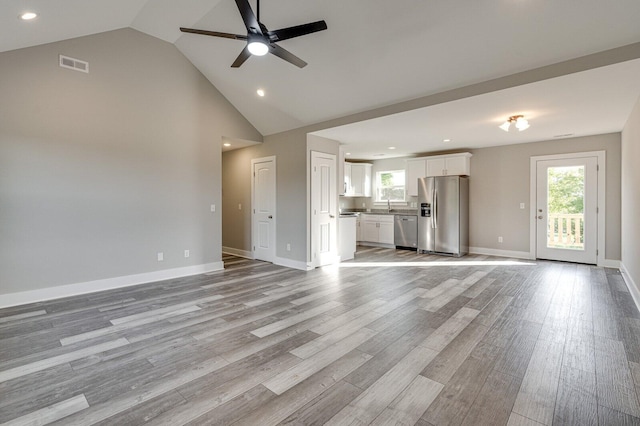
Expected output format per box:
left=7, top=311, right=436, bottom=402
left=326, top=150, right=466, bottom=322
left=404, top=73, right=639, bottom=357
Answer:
left=535, top=156, right=598, bottom=264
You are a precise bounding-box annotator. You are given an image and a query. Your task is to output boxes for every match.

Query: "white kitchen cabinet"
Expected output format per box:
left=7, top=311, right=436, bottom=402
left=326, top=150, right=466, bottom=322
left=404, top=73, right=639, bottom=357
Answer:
left=344, top=162, right=372, bottom=197
left=360, top=214, right=394, bottom=245
left=378, top=222, right=394, bottom=245
left=343, top=162, right=352, bottom=196
left=406, top=153, right=472, bottom=195
left=426, top=153, right=471, bottom=177
left=338, top=148, right=346, bottom=196
left=339, top=216, right=356, bottom=261
left=406, top=158, right=426, bottom=197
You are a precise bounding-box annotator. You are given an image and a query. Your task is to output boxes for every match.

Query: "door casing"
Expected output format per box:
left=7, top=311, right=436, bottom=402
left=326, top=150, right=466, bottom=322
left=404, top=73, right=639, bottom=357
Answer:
left=529, top=151, right=605, bottom=265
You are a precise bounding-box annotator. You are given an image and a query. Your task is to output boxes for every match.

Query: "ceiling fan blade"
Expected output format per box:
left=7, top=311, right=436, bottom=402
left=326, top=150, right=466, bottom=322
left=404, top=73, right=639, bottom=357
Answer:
left=231, top=46, right=252, bottom=68
left=267, top=20, right=327, bottom=42
left=235, top=0, right=262, bottom=34
left=180, top=27, right=247, bottom=40
left=269, top=43, right=307, bottom=68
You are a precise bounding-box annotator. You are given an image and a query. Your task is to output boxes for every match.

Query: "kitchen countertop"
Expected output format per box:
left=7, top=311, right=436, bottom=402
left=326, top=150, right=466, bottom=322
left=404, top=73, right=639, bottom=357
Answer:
left=341, top=209, right=418, bottom=216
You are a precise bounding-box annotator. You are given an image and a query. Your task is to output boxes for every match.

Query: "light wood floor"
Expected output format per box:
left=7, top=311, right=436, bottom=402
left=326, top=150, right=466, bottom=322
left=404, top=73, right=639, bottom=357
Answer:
left=1, top=248, right=640, bottom=425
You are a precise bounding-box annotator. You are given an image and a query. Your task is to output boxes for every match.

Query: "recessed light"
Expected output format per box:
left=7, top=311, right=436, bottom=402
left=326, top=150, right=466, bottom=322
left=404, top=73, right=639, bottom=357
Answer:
left=223, top=143, right=231, bottom=147
left=388, top=147, right=396, bottom=150
left=443, top=139, right=451, bottom=143
left=20, top=12, right=38, bottom=20
left=256, top=89, right=265, bottom=97
left=345, top=152, right=351, bottom=155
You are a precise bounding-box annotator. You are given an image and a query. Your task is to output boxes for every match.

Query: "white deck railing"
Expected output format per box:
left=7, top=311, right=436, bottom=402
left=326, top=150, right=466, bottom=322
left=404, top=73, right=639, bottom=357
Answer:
left=547, top=213, right=584, bottom=249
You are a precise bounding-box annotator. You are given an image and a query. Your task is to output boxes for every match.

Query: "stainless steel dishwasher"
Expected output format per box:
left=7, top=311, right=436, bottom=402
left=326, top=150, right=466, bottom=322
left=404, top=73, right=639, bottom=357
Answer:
left=394, top=215, right=418, bottom=250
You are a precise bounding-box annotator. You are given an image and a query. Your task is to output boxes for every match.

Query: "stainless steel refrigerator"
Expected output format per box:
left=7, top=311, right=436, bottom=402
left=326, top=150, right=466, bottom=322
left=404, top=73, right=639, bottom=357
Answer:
left=418, top=176, right=469, bottom=257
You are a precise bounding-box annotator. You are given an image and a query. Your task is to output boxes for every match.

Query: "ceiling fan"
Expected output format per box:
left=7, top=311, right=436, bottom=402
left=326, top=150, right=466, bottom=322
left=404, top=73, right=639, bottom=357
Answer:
left=180, top=0, right=327, bottom=68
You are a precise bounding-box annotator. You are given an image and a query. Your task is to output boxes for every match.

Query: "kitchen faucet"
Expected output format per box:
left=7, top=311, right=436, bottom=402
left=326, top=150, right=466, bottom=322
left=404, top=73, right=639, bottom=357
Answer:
left=387, top=198, right=391, bottom=213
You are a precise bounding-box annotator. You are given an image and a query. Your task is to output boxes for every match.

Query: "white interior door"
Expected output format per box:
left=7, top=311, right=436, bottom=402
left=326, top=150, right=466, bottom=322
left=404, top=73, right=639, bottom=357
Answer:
left=535, top=156, right=597, bottom=264
left=311, top=151, right=337, bottom=267
left=252, top=157, right=276, bottom=263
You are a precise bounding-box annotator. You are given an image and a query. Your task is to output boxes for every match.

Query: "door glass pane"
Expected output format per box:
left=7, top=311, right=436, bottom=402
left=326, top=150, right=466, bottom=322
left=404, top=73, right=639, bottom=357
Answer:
left=547, top=166, right=585, bottom=250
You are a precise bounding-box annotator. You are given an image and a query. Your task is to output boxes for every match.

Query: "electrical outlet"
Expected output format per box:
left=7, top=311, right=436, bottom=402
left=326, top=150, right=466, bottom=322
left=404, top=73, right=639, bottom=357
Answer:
left=498, top=236, right=503, bottom=243
left=520, top=203, right=525, bottom=209
left=184, top=250, right=190, bottom=258
left=210, top=204, right=216, bottom=212
left=157, top=252, right=164, bottom=261
left=238, top=203, right=242, bottom=210
left=286, top=243, right=291, bottom=251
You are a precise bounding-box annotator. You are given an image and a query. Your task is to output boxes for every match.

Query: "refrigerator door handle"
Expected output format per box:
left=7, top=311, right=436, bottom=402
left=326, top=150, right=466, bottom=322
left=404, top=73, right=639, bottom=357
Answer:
left=433, top=189, right=438, bottom=229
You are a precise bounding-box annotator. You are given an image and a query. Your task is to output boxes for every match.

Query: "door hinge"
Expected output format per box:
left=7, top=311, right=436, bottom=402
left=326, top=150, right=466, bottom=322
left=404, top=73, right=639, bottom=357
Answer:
left=597, top=207, right=599, bottom=214
left=597, top=165, right=600, bottom=172
left=253, top=246, right=255, bottom=251
left=596, top=249, right=599, bottom=256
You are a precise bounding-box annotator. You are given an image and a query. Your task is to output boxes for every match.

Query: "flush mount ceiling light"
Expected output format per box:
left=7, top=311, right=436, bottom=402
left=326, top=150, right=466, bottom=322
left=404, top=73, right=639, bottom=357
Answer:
left=499, top=115, right=530, bottom=132
left=256, top=89, right=265, bottom=97
left=20, top=12, right=38, bottom=20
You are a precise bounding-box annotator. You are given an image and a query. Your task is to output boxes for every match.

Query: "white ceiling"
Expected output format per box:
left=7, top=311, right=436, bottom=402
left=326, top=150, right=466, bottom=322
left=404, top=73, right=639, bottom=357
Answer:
left=312, top=59, right=640, bottom=159
left=3, top=0, right=640, bottom=154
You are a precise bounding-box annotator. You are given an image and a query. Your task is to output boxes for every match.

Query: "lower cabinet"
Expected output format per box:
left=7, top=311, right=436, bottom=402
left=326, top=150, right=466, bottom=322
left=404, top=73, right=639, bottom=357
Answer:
left=360, top=214, right=394, bottom=245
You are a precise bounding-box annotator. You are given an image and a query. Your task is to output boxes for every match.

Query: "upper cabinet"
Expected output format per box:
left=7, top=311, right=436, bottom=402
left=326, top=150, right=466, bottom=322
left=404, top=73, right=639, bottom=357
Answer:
left=406, top=152, right=472, bottom=196
left=426, top=153, right=471, bottom=176
left=406, top=158, right=427, bottom=199
left=338, top=147, right=346, bottom=196
left=344, top=162, right=372, bottom=197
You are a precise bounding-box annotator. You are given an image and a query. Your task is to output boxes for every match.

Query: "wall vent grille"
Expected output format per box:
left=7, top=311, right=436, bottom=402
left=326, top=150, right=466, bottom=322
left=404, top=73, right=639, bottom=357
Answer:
left=59, top=55, right=89, bottom=73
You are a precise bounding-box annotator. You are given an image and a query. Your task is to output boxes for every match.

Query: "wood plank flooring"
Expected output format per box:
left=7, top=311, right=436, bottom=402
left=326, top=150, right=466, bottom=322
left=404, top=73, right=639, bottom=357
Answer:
left=1, top=247, right=639, bottom=425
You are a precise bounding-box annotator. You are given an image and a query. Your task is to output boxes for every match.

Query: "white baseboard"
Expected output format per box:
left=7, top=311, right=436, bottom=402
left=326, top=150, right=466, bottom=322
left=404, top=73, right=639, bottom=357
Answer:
left=620, top=262, right=640, bottom=314
left=274, top=256, right=313, bottom=271
left=601, top=259, right=621, bottom=268
left=222, top=246, right=253, bottom=259
left=468, top=246, right=533, bottom=260
left=0, top=262, right=224, bottom=309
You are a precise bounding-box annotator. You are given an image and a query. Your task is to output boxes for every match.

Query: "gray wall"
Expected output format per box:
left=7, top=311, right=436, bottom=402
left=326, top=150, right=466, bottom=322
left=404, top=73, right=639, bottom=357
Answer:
left=0, top=28, right=261, bottom=295
left=468, top=134, right=621, bottom=259
left=622, top=96, right=640, bottom=290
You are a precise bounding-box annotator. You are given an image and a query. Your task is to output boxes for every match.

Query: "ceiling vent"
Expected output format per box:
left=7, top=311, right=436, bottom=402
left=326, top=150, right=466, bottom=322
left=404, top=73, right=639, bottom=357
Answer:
left=59, top=55, right=89, bottom=73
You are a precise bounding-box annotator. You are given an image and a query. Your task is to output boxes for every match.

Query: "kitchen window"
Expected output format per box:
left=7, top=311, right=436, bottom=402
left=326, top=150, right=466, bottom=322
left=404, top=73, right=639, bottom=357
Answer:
left=375, top=170, right=406, bottom=203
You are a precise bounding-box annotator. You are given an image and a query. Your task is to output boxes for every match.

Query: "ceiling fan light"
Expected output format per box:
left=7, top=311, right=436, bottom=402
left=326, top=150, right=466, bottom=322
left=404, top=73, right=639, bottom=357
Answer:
left=499, top=121, right=511, bottom=132
left=248, top=41, right=269, bottom=56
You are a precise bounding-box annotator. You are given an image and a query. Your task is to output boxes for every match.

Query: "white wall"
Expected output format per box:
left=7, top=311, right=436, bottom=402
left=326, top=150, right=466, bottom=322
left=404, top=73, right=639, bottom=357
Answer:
left=621, top=96, right=640, bottom=300
left=0, top=28, right=261, bottom=297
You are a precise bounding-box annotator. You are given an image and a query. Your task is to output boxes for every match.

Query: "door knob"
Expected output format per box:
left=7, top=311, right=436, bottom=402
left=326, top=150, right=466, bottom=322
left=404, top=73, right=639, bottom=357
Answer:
left=537, top=215, right=543, bottom=219
left=268, top=215, right=273, bottom=219
left=330, top=215, right=335, bottom=218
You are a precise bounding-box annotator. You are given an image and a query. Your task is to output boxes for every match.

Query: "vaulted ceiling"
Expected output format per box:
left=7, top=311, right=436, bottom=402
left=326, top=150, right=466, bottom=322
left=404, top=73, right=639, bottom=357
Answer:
left=3, top=0, right=640, bottom=154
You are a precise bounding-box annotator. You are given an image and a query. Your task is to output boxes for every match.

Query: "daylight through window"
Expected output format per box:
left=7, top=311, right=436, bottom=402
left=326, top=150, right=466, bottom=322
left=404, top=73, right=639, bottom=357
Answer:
left=376, top=170, right=406, bottom=202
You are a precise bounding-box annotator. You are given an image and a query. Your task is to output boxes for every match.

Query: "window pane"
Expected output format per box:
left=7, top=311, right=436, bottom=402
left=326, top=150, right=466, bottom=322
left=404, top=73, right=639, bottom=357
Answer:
left=376, top=170, right=405, bottom=202
left=546, top=166, right=585, bottom=251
